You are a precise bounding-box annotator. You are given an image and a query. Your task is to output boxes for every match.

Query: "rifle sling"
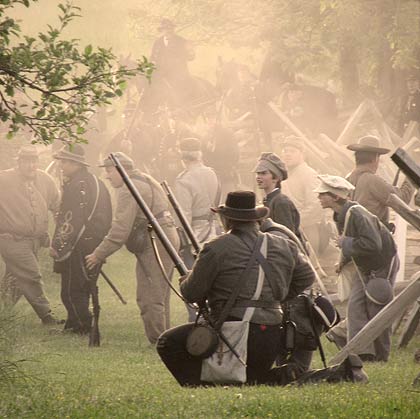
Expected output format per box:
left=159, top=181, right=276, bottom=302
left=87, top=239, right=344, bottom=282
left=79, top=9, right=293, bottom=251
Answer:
left=214, top=233, right=264, bottom=331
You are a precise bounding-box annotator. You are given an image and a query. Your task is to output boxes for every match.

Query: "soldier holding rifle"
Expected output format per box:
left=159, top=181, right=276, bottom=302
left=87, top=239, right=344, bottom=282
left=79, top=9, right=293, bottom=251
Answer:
left=157, top=191, right=368, bottom=386
left=97, top=158, right=368, bottom=385
left=85, top=152, right=179, bottom=345
left=51, top=144, right=112, bottom=339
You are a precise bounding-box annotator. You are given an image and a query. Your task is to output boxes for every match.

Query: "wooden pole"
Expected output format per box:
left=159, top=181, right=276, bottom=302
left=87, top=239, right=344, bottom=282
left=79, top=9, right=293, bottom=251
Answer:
left=329, top=271, right=420, bottom=365
left=394, top=215, right=407, bottom=283
left=397, top=299, right=420, bottom=348
left=403, top=121, right=419, bottom=143
left=336, top=100, right=369, bottom=145
left=267, top=101, right=328, bottom=160
left=386, top=194, right=420, bottom=231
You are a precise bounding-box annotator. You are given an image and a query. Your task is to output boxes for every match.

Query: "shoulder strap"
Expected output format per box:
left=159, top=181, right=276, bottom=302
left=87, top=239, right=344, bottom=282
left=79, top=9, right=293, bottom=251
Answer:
left=86, top=175, right=100, bottom=222
left=214, top=233, right=264, bottom=330
left=235, top=231, right=282, bottom=298
left=131, top=173, right=155, bottom=215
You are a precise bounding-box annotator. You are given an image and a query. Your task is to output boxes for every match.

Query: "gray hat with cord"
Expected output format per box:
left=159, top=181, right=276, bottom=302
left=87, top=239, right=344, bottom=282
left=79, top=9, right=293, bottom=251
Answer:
left=253, top=152, right=288, bottom=181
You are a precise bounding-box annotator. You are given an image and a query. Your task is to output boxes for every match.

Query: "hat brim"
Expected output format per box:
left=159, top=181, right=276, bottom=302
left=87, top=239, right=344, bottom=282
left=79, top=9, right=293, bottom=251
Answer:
left=158, top=24, right=175, bottom=31
left=347, top=144, right=390, bottom=154
left=15, top=155, right=39, bottom=160
left=211, top=205, right=269, bottom=221
left=313, top=185, right=331, bottom=194
left=313, top=185, right=350, bottom=199
left=53, top=154, right=89, bottom=166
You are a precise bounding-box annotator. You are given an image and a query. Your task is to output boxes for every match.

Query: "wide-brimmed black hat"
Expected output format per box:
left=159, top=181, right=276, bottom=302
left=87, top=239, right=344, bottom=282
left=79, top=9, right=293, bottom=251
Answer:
left=53, top=144, right=89, bottom=166
left=347, top=136, right=390, bottom=155
left=211, top=191, right=269, bottom=221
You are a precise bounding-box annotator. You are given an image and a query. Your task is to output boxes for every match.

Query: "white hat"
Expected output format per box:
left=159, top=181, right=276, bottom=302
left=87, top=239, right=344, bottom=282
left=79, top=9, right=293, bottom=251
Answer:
left=313, top=174, right=355, bottom=199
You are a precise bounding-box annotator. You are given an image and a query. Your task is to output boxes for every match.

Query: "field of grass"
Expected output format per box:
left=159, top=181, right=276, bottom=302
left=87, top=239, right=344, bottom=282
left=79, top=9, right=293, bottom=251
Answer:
left=1, top=248, right=420, bottom=418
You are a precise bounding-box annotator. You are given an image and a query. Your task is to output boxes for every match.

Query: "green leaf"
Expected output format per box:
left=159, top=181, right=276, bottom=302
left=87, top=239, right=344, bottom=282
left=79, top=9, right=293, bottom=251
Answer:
left=5, top=85, right=14, bottom=96
left=84, top=44, right=92, bottom=56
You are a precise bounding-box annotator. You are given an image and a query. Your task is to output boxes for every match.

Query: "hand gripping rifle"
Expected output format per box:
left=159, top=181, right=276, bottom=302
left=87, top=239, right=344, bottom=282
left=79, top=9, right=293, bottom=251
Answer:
left=109, top=153, right=246, bottom=365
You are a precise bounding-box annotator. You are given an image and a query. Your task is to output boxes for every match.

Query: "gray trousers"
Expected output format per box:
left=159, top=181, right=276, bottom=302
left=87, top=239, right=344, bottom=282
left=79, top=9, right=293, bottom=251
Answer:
left=0, top=236, right=51, bottom=319
left=347, top=257, right=399, bottom=361
left=135, top=224, right=180, bottom=345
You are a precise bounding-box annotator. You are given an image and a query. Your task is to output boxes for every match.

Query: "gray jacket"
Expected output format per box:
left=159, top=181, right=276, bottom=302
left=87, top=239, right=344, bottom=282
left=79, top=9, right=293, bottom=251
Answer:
left=180, top=223, right=314, bottom=325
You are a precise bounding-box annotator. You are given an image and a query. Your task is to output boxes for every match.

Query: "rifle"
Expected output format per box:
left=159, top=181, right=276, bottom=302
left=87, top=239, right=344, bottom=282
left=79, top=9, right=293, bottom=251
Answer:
left=109, top=153, right=246, bottom=364
left=160, top=181, right=201, bottom=255
left=100, top=269, right=127, bottom=305
left=79, top=180, right=101, bottom=347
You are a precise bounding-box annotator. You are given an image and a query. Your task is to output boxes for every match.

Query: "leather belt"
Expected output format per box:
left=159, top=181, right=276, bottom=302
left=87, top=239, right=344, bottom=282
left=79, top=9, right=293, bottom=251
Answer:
left=234, top=300, right=282, bottom=309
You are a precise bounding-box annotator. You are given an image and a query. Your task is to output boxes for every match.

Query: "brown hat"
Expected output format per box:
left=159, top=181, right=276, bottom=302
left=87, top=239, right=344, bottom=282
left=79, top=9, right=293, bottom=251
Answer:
left=179, top=137, right=201, bottom=152
left=53, top=144, right=89, bottom=166
left=280, top=135, right=305, bottom=152
left=253, top=152, right=288, bottom=181
left=211, top=191, right=269, bottom=221
left=347, top=136, right=390, bottom=155
left=158, top=18, right=176, bottom=31
left=16, top=145, right=40, bottom=160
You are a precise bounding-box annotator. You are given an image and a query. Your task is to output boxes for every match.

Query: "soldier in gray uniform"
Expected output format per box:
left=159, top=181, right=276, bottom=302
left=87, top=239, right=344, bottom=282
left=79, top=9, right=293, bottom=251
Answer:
left=0, top=145, right=61, bottom=324
left=85, top=152, right=180, bottom=344
left=174, top=137, right=220, bottom=247
left=174, top=137, right=220, bottom=321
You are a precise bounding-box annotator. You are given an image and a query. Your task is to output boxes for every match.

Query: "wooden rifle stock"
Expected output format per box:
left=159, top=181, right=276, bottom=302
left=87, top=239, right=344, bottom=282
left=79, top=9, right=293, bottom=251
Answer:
left=161, top=181, right=201, bottom=255
left=88, top=273, right=101, bottom=347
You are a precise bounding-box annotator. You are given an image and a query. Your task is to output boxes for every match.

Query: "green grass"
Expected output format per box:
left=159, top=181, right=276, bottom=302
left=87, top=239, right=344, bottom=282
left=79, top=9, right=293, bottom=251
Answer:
left=1, top=248, right=420, bottom=419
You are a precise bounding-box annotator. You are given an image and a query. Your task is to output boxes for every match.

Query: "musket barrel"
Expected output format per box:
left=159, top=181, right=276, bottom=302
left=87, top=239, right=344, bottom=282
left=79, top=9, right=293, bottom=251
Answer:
left=161, top=181, right=201, bottom=254
left=110, top=153, right=189, bottom=276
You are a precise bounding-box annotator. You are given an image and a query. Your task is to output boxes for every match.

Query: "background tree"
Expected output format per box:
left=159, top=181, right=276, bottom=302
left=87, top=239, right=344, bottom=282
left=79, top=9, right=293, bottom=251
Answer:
left=128, top=0, right=420, bottom=107
left=0, top=0, right=153, bottom=145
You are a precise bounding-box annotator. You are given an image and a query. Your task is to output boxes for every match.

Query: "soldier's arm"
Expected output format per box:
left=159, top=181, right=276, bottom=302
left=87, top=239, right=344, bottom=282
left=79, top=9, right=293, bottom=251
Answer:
left=286, top=243, right=315, bottom=300
left=341, top=209, right=382, bottom=258
left=371, top=173, right=414, bottom=205
left=180, top=242, right=220, bottom=303
left=92, top=188, right=138, bottom=260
